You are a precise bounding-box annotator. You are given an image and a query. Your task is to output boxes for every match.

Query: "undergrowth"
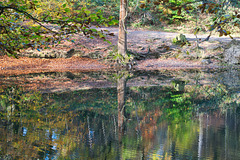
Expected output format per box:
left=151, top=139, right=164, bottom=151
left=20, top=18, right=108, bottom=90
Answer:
left=76, top=0, right=240, bottom=36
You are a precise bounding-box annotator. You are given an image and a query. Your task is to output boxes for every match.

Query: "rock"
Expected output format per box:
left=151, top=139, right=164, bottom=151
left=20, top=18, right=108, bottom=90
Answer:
left=45, top=53, right=49, bottom=58
left=84, top=51, right=104, bottom=59
left=221, top=68, right=240, bottom=91
left=40, top=53, right=45, bottom=58
left=66, top=49, right=75, bottom=58
left=73, top=49, right=85, bottom=57
left=223, top=40, right=240, bottom=65
left=50, top=53, right=56, bottom=58
left=201, top=59, right=212, bottom=65
left=32, top=53, right=37, bottom=58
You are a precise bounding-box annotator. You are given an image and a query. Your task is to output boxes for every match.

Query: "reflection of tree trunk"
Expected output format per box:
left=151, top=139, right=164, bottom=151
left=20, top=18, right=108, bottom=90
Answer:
left=87, top=116, right=93, bottom=149
left=118, top=0, right=127, bottom=57
left=117, top=76, right=126, bottom=132
left=206, top=114, right=209, bottom=159
left=225, top=110, right=228, bottom=160
left=198, top=113, right=203, bottom=160
left=134, top=101, right=141, bottom=134
left=117, top=75, right=127, bottom=160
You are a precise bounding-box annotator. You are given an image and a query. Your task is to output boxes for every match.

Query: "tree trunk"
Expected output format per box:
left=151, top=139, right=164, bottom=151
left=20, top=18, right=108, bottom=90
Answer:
left=118, top=0, right=127, bottom=57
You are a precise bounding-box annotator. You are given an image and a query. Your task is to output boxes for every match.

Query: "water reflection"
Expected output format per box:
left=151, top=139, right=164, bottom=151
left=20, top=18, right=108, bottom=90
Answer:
left=117, top=74, right=127, bottom=132
left=0, top=69, right=239, bottom=159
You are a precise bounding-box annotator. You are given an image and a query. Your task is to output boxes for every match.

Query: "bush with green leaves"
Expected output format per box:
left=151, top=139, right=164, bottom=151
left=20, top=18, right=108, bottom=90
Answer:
left=0, top=0, right=118, bottom=56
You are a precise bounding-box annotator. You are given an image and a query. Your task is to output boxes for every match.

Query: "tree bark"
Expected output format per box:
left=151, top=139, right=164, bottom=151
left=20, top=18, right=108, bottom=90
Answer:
left=118, top=0, right=127, bottom=57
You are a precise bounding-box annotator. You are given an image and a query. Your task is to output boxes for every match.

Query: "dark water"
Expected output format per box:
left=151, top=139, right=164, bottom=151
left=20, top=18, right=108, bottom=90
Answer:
left=0, top=68, right=239, bottom=160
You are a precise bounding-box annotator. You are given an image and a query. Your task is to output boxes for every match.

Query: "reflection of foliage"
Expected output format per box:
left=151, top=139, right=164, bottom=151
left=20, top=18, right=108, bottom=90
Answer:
left=164, top=91, right=193, bottom=123
left=166, top=121, right=199, bottom=158
left=190, top=83, right=229, bottom=109
left=51, top=88, right=118, bottom=115
left=0, top=86, right=75, bottom=159
left=0, top=78, right=239, bottom=159
left=121, top=137, right=143, bottom=160
left=0, top=86, right=49, bottom=159
left=128, top=86, right=194, bottom=123
left=128, top=81, right=237, bottom=124
left=0, top=86, right=44, bottom=117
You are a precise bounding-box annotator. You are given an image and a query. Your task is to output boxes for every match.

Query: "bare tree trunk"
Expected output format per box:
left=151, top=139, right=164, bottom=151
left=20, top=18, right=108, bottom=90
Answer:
left=118, top=0, right=127, bottom=57
left=117, top=75, right=126, bottom=131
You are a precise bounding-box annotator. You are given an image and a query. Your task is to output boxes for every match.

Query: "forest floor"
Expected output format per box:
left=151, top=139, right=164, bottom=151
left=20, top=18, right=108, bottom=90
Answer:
left=1, top=27, right=239, bottom=76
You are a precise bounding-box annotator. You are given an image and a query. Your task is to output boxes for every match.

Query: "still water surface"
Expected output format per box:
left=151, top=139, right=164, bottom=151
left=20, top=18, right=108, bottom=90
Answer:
left=0, top=69, right=239, bottom=159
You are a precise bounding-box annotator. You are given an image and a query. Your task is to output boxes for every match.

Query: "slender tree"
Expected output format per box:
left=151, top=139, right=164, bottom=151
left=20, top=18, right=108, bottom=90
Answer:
left=118, top=0, right=128, bottom=58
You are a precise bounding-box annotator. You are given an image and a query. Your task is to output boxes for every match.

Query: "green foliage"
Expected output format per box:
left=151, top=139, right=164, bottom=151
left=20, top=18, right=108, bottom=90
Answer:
left=138, top=0, right=240, bottom=39
left=107, top=46, right=134, bottom=65
left=0, top=0, right=117, bottom=56
left=172, top=34, right=191, bottom=47
left=138, top=0, right=194, bottom=24
left=75, top=0, right=120, bottom=19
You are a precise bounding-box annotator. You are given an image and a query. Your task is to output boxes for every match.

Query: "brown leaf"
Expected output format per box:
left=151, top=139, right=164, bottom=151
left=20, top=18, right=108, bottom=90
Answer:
left=108, top=33, right=115, bottom=36
left=201, top=4, right=206, bottom=13
left=140, top=4, right=146, bottom=8
left=153, top=1, right=160, bottom=5
left=177, top=8, right=181, bottom=16
left=169, top=6, right=179, bottom=10
left=164, top=46, right=170, bottom=50
left=180, top=42, right=186, bottom=47
left=219, top=31, right=223, bottom=37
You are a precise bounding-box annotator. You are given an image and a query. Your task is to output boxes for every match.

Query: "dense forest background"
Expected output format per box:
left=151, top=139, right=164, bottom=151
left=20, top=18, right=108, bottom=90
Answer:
left=1, top=0, right=240, bottom=57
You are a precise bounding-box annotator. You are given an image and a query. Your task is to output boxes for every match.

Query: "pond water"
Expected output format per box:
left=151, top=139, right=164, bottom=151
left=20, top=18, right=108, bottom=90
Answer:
left=0, top=68, right=239, bottom=160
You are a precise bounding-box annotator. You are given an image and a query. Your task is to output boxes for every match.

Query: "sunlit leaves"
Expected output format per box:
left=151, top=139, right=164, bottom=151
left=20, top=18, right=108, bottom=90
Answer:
left=62, top=3, right=67, bottom=8
left=146, top=0, right=240, bottom=39
left=108, top=19, right=118, bottom=25
left=193, top=27, right=199, bottom=35
left=0, top=0, right=116, bottom=56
